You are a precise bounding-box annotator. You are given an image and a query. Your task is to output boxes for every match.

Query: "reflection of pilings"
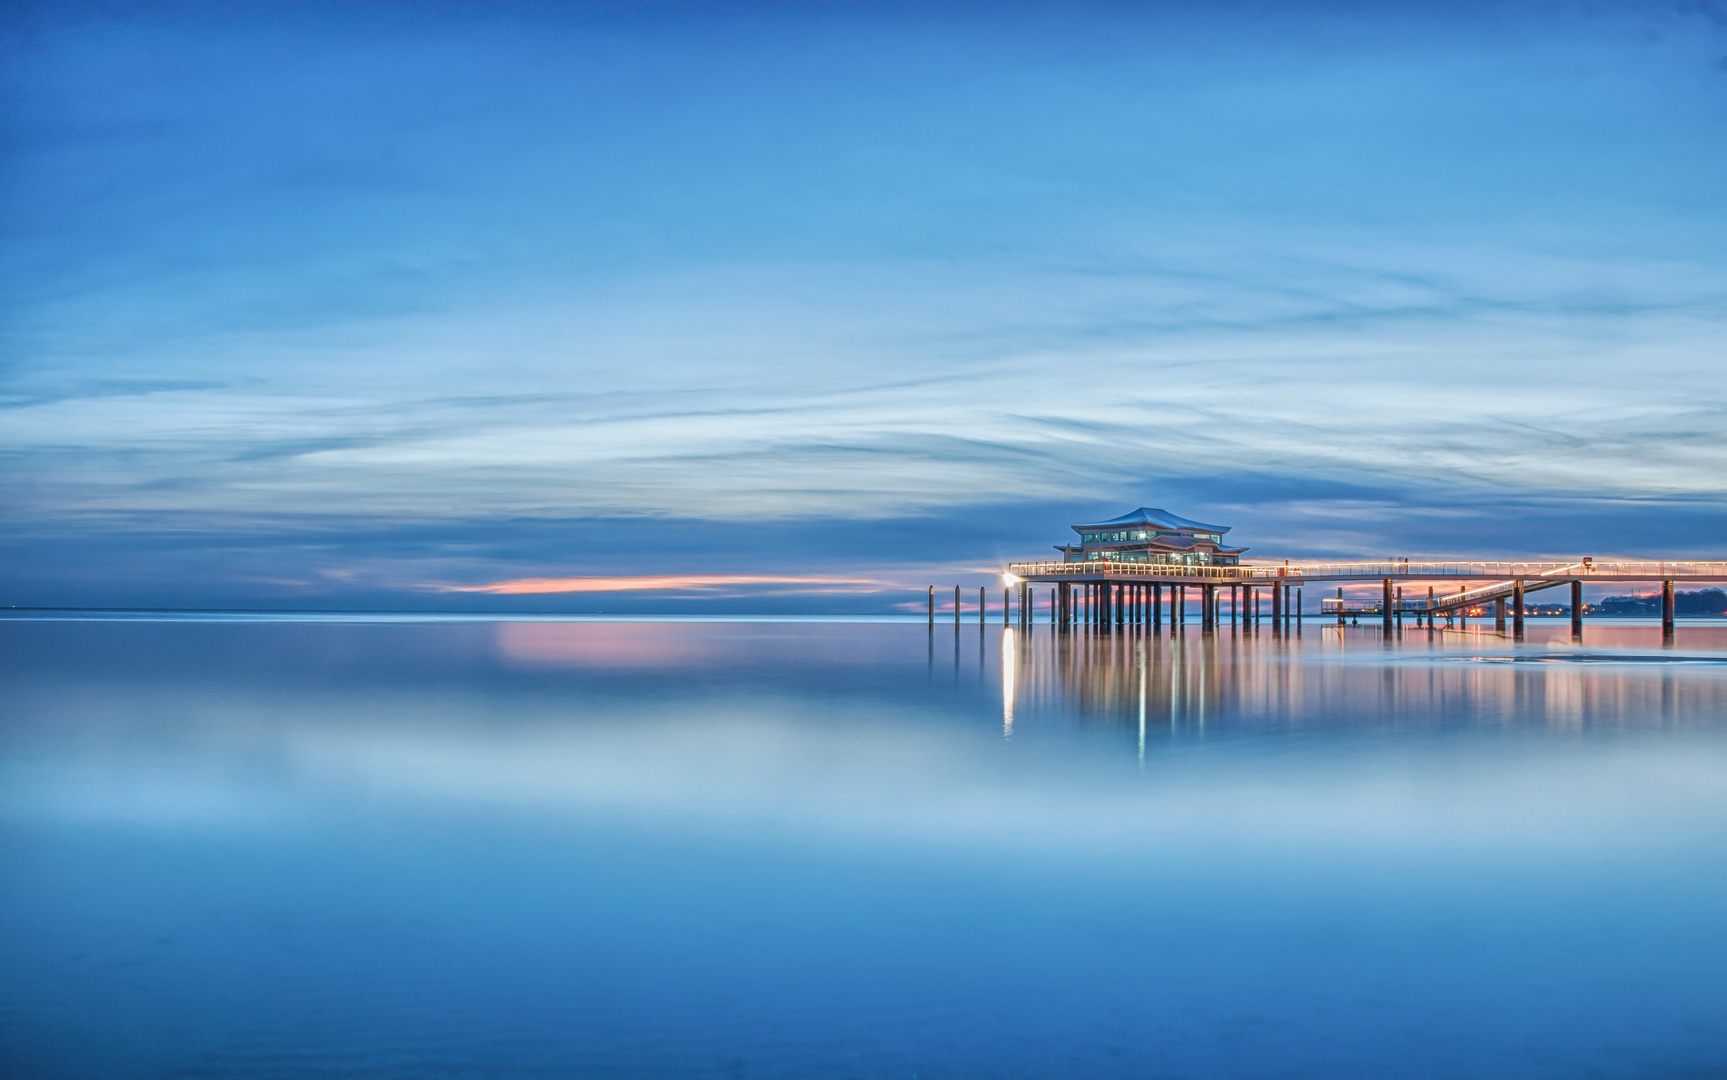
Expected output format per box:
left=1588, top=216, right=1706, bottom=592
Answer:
left=999, top=610, right=1727, bottom=744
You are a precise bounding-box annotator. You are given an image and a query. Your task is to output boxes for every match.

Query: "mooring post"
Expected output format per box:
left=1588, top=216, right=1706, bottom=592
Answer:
left=1570, top=580, right=1583, bottom=640
left=1381, top=578, right=1393, bottom=632
left=1513, top=581, right=1525, bottom=639
left=1662, top=579, right=1675, bottom=641
left=928, top=586, right=934, bottom=629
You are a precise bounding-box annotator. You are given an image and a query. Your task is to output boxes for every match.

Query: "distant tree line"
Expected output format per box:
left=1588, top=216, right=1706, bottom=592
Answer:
left=1594, top=588, right=1727, bottom=616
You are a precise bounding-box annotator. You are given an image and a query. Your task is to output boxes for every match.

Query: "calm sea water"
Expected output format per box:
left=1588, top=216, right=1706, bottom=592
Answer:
left=3, top=615, right=1727, bottom=1079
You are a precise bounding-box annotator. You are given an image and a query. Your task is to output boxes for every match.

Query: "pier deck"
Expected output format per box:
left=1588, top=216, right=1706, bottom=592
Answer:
left=1005, top=559, right=1727, bottom=585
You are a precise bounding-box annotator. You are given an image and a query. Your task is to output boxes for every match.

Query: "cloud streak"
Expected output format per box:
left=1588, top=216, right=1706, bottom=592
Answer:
left=446, top=574, right=884, bottom=595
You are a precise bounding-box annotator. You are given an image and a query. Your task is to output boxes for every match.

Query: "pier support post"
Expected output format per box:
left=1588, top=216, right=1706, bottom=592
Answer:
left=1571, top=580, right=1583, bottom=640
left=1495, top=597, right=1506, bottom=632
left=1458, top=588, right=1467, bottom=628
left=1272, top=581, right=1283, bottom=630
left=1203, top=583, right=1217, bottom=631
left=1395, top=587, right=1403, bottom=626
left=1513, top=581, right=1525, bottom=639
left=1297, top=588, right=1302, bottom=625
left=1153, top=584, right=1162, bottom=629
left=980, top=587, right=986, bottom=626
left=1662, top=579, right=1675, bottom=642
left=1382, top=578, right=1394, bottom=632
left=1242, top=585, right=1253, bottom=628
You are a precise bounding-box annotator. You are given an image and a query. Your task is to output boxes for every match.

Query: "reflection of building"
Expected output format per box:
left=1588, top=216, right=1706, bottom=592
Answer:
left=1057, top=507, right=1246, bottom=567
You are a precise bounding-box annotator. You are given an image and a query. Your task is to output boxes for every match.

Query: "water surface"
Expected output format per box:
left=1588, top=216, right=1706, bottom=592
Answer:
left=3, top=616, right=1726, bottom=1078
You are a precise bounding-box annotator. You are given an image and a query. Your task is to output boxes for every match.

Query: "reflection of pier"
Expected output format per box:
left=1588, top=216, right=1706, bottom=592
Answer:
left=993, top=622, right=1727, bottom=743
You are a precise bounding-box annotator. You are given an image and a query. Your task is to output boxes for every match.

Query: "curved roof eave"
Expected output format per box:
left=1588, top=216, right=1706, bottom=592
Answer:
left=1070, top=507, right=1229, bottom=533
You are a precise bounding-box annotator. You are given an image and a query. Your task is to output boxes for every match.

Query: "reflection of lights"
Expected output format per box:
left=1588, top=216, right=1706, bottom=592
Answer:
left=1001, top=628, right=1016, bottom=740
left=1137, top=641, right=1146, bottom=767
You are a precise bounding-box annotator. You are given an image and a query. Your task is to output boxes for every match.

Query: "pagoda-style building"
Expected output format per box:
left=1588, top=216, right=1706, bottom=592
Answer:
left=1056, top=507, right=1246, bottom=567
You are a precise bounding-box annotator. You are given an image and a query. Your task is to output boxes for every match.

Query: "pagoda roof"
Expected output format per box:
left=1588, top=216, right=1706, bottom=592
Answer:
left=1071, top=507, right=1230, bottom=533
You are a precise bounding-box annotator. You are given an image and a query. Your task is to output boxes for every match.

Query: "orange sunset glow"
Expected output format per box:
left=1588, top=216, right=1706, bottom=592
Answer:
left=446, top=574, right=883, bottom=595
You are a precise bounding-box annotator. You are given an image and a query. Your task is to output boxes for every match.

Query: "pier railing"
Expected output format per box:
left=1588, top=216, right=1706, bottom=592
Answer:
left=1006, top=559, right=1727, bottom=583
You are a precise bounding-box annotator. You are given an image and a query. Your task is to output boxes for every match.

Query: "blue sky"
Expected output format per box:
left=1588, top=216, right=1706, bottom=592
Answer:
left=4, top=1, right=1727, bottom=610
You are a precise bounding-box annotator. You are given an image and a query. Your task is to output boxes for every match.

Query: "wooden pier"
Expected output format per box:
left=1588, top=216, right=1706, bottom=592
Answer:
left=984, top=558, right=1727, bottom=641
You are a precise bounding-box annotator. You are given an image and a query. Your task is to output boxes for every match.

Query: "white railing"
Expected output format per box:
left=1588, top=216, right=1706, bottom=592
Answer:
left=1006, top=559, right=1727, bottom=582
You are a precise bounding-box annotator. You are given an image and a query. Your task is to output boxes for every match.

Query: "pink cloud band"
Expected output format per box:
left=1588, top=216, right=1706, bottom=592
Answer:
left=446, top=574, right=882, bottom=595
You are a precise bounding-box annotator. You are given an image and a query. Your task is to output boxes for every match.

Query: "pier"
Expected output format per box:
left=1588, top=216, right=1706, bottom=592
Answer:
left=970, top=508, right=1727, bottom=641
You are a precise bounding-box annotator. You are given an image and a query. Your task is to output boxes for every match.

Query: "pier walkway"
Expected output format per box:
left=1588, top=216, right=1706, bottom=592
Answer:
left=990, top=558, right=1727, bottom=640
